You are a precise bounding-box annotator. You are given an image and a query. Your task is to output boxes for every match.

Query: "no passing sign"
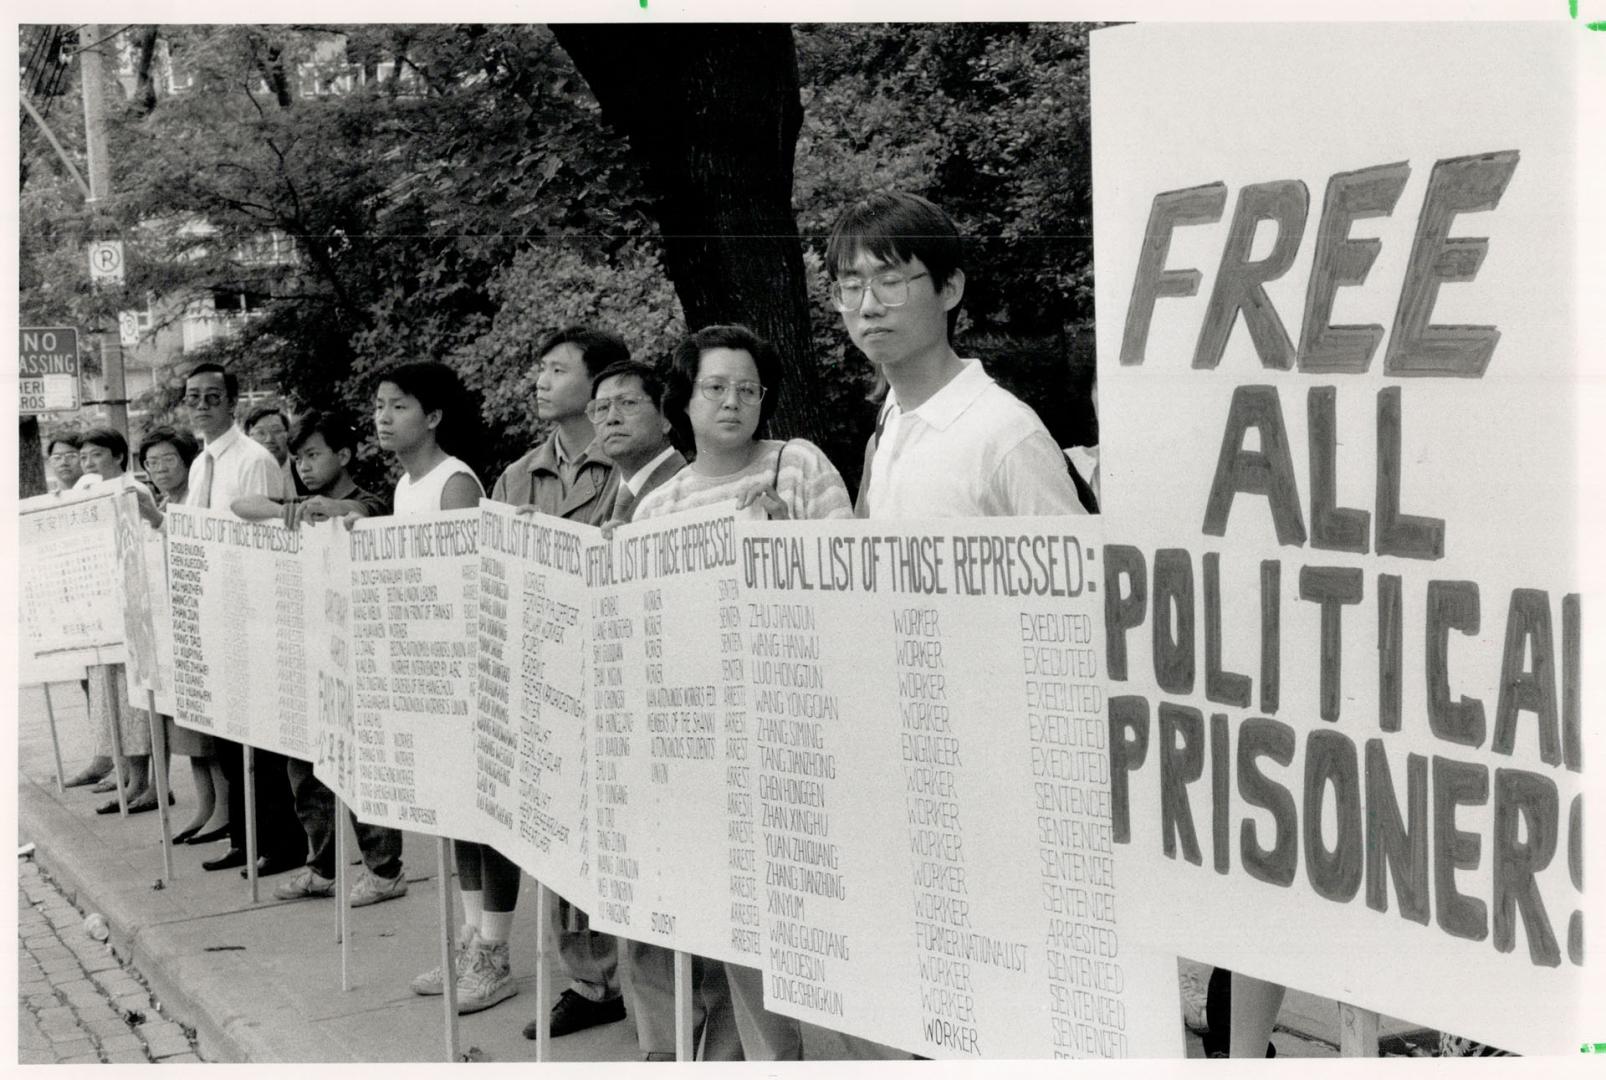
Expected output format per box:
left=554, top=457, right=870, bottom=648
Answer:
left=19, top=327, right=81, bottom=413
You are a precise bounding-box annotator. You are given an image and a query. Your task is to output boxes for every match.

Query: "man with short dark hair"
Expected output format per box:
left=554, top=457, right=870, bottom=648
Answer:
left=823, top=191, right=1083, bottom=1061
left=826, top=190, right=1084, bottom=518
left=579, top=358, right=722, bottom=1059
left=490, top=326, right=626, bottom=517
left=490, top=326, right=629, bottom=1039
left=232, top=410, right=406, bottom=907
left=588, top=359, right=686, bottom=526
left=45, top=432, right=83, bottom=492
left=245, top=403, right=305, bottom=496
left=176, top=362, right=303, bottom=877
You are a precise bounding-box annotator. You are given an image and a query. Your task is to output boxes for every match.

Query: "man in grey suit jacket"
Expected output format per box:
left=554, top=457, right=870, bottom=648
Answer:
left=587, top=359, right=689, bottom=524
left=580, top=358, right=731, bottom=1060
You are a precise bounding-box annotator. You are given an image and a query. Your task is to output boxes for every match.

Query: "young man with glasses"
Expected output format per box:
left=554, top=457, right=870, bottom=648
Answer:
left=823, top=191, right=1083, bottom=1060
left=489, top=326, right=629, bottom=1039
left=826, top=191, right=1085, bottom=519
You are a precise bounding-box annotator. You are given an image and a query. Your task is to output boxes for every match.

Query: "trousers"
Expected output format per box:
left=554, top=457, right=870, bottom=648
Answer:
left=216, top=740, right=302, bottom=862
left=623, top=942, right=743, bottom=1059
left=285, top=757, right=402, bottom=879
left=549, top=895, right=620, bottom=1001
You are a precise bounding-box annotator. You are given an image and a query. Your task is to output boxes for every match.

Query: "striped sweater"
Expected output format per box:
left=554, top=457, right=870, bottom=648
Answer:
left=634, top=438, right=852, bottom=523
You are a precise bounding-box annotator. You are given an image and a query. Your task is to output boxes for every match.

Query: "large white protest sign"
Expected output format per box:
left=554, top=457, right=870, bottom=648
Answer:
left=1091, top=23, right=1588, bottom=1054
left=165, top=505, right=319, bottom=760
left=19, top=489, right=127, bottom=679
left=346, top=509, right=481, bottom=840
left=740, top=518, right=1180, bottom=1059
left=473, top=502, right=593, bottom=901
left=579, top=506, right=757, bottom=966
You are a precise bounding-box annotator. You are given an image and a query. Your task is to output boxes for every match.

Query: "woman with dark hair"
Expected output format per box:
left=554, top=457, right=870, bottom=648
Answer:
left=136, top=427, right=230, bottom=838
left=72, top=428, right=164, bottom=815
left=635, top=324, right=852, bottom=526
left=634, top=325, right=850, bottom=1060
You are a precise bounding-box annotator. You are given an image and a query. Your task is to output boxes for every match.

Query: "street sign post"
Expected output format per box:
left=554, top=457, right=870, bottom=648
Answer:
left=86, top=240, right=125, bottom=285
left=20, top=327, right=81, bottom=413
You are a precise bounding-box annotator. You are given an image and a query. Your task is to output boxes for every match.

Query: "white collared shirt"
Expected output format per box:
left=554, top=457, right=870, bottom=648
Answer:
left=620, top=445, right=680, bottom=496
left=865, top=358, right=1084, bottom=519
left=186, top=423, right=284, bottom=513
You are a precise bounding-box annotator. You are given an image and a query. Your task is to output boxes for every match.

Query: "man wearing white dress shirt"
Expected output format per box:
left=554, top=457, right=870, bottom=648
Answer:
left=180, top=363, right=302, bottom=877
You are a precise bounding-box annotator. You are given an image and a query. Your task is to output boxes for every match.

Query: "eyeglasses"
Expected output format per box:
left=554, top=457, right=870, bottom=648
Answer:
left=829, top=271, right=930, bottom=312
left=144, top=452, right=183, bottom=468
left=695, top=378, right=766, bottom=407
left=182, top=390, right=227, bottom=407
left=48, top=451, right=78, bottom=462
left=585, top=394, right=653, bottom=422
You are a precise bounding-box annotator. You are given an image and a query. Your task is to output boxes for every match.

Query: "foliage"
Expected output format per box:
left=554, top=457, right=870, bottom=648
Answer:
left=445, top=239, right=685, bottom=477
left=19, top=22, right=1102, bottom=490
left=793, top=23, right=1099, bottom=447
left=66, top=24, right=659, bottom=481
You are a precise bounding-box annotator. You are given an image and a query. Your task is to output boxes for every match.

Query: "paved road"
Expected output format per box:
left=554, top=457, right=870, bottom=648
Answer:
left=17, top=856, right=203, bottom=1065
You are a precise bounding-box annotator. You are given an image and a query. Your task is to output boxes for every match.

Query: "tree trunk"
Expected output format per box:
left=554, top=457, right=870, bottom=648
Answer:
left=551, top=25, right=826, bottom=447
left=19, top=416, right=49, bottom=497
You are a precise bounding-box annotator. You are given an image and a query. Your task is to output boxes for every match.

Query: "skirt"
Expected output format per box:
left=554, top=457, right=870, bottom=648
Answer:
left=164, top=714, right=216, bottom=757
left=88, top=663, right=152, bottom=757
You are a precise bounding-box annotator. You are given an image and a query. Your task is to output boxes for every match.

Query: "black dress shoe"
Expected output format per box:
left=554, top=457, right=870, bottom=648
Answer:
left=126, top=794, right=174, bottom=815
left=184, top=825, right=230, bottom=846
left=202, top=847, right=248, bottom=871
left=95, top=799, right=123, bottom=815
left=171, top=826, right=199, bottom=844
left=546, top=989, right=626, bottom=1038
left=242, top=854, right=301, bottom=879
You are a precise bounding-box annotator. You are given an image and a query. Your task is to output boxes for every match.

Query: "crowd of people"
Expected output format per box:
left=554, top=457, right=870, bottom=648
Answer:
left=40, top=191, right=1296, bottom=1063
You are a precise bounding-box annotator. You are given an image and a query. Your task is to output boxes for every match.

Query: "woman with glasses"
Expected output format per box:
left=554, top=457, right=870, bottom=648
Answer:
left=635, top=324, right=853, bottom=527
left=634, top=324, right=851, bottom=1061
left=136, top=427, right=231, bottom=838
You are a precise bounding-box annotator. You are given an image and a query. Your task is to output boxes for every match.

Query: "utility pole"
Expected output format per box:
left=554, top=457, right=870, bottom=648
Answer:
left=80, top=25, right=130, bottom=443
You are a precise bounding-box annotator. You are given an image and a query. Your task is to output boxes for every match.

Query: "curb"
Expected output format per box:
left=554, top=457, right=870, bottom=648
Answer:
left=18, top=776, right=352, bottom=1063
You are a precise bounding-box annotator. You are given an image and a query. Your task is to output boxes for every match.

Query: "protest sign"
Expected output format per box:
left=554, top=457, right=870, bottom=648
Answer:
left=472, top=502, right=594, bottom=900
left=111, top=492, right=175, bottom=714
left=165, top=505, right=319, bottom=760
left=308, top=522, right=359, bottom=808
left=578, top=506, right=756, bottom=966
left=740, top=517, right=1180, bottom=1059
left=1091, top=23, right=1587, bottom=1054
left=138, top=529, right=178, bottom=717
left=345, top=508, right=481, bottom=840
left=19, top=488, right=126, bottom=680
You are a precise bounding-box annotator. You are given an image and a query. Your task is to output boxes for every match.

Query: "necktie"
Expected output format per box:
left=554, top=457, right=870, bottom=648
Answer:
left=611, top=482, right=637, bottom=525
left=196, top=452, right=215, bottom=509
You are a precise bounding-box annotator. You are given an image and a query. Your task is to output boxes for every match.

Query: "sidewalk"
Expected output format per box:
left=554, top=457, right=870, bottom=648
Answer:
left=15, top=682, right=1409, bottom=1062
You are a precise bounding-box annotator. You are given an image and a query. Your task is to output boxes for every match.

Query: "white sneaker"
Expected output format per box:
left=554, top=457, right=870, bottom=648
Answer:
left=411, top=925, right=478, bottom=996
left=456, top=940, right=518, bottom=1014
left=273, top=867, right=335, bottom=901
left=348, top=870, right=407, bottom=908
